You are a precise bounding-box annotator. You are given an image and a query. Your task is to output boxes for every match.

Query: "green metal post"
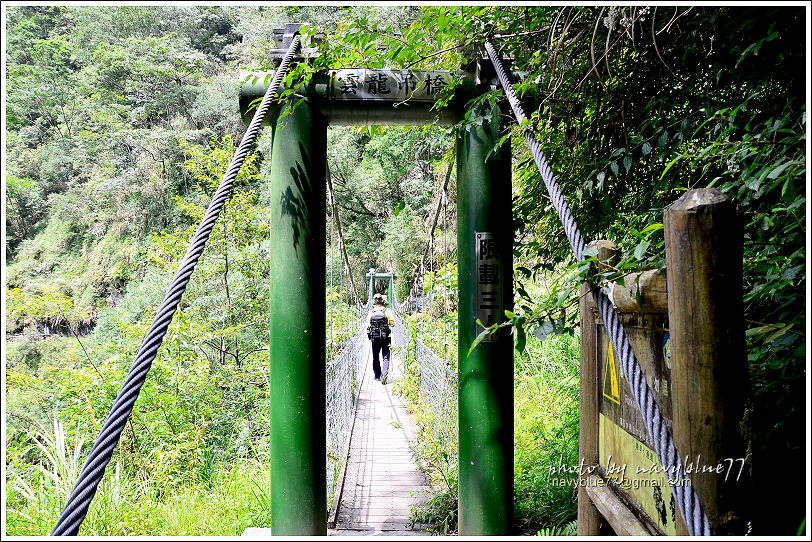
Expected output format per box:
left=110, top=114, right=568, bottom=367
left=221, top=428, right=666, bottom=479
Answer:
left=269, top=98, right=327, bottom=535
left=456, top=102, right=513, bottom=534
left=387, top=275, right=395, bottom=307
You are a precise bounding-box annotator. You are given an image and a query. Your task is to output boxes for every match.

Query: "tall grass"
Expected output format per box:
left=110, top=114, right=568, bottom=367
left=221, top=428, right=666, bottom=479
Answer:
left=514, top=333, right=581, bottom=531
left=5, top=420, right=271, bottom=536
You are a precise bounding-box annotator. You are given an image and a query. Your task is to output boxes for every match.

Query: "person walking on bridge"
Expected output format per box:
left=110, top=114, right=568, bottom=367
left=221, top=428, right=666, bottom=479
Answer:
left=367, top=293, right=395, bottom=382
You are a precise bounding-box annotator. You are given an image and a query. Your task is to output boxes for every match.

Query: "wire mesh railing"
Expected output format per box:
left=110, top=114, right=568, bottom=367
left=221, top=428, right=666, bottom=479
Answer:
left=325, top=309, right=368, bottom=510
left=414, top=337, right=458, bottom=446
left=393, top=301, right=457, bottom=447
left=390, top=309, right=407, bottom=362
left=401, top=294, right=432, bottom=315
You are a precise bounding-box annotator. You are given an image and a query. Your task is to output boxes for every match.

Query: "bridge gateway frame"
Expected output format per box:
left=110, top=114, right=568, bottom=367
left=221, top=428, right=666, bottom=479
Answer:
left=242, top=27, right=514, bottom=536
left=365, top=269, right=395, bottom=309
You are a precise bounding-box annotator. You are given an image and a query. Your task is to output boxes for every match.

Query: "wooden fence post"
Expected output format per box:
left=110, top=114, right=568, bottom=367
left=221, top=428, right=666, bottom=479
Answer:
left=664, top=188, right=751, bottom=535
left=578, top=240, right=619, bottom=536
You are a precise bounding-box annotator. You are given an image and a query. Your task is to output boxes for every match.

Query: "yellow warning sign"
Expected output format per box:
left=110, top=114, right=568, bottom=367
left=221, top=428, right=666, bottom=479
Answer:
left=603, top=342, right=621, bottom=404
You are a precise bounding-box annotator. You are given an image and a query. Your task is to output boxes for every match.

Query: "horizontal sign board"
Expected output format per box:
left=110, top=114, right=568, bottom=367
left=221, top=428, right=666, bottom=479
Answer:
left=329, top=69, right=455, bottom=102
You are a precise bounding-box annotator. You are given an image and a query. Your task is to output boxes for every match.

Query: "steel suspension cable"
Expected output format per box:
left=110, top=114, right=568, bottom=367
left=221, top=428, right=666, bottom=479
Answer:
left=326, top=163, right=362, bottom=308
left=409, top=158, right=454, bottom=300
left=51, top=36, right=302, bottom=536
left=484, top=41, right=712, bottom=536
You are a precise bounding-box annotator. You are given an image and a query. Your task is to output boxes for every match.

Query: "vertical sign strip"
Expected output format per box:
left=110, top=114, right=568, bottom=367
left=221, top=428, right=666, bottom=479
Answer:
left=475, top=231, right=501, bottom=342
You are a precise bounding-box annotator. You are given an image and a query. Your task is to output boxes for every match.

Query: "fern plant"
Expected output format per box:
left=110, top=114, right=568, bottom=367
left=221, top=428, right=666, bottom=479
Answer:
left=536, top=519, right=577, bottom=536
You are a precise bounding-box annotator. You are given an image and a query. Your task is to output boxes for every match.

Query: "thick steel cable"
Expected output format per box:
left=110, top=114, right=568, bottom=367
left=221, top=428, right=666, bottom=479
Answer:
left=484, top=41, right=712, bottom=536
left=51, top=36, right=301, bottom=536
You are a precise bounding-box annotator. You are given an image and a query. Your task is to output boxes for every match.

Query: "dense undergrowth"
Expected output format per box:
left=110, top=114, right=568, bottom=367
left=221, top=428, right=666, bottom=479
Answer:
left=5, top=288, right=357, bottom=536
left=7, top=432, right=271, bottom=537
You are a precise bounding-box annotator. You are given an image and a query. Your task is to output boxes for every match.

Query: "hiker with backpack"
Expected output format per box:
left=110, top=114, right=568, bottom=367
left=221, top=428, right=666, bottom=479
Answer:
left=367, top=293, right=395, bottom=382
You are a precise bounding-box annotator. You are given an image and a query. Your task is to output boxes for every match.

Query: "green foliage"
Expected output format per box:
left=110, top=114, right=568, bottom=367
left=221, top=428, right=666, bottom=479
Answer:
left=536, top=520, right=577, bottom=536
left=5, top=175, right=45, bottom=252
left=91, top=35, right=206, bottom=125
left=396, top=318, right=459, bottom=534
left=324, top=124, right=454, bottom=299
left=421, top=262, right=458, bottom=316
left=514, top=334, right=580, bottom=531
left=5, top=4, right=805, bottom=536
left=5, top=43, right=271, bottom=531
left=6, top=284, right=92, bottom=333
left=397, top=305, right=579, bottom=534
left=6, top=419, right=270, bottom=536
left=5, top=303, right=272, bottom=535
left=326, top=287, right=362, bottom=358
left=329, top=7, right=803, bottom=533
left=407, top=490, right=458, bottom=535
left=380, top=205, right=427, bottom=300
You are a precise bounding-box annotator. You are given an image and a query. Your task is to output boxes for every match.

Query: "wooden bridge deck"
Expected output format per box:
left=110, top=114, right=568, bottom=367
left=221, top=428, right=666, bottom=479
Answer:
left=329, top=343, right=432, bottom=535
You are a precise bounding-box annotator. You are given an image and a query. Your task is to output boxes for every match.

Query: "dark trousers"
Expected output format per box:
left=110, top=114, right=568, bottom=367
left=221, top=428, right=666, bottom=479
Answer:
left=371, top=338, right=390, bottom=379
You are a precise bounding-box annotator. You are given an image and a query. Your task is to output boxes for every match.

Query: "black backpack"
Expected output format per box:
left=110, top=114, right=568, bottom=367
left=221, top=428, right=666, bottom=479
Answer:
left=367, top=309, right=390, bottom=340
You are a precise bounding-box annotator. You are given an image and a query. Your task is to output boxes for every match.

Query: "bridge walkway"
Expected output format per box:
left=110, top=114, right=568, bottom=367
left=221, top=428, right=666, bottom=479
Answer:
left=329, top=340, right=432, bottom=535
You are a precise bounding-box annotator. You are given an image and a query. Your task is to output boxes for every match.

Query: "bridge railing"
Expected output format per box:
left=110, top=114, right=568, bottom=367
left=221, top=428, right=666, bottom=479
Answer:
left=325, top=308, right=368, bottom=511
left=414, top=337, right=458, bottom=447
left=392, top=306, right=458, bottom=487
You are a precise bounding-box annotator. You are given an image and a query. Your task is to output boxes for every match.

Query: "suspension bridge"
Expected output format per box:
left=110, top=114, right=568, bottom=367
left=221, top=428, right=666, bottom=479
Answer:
left=241, top=290, right=455, bottom=536
left=49, top=24, right=751, bottom=538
